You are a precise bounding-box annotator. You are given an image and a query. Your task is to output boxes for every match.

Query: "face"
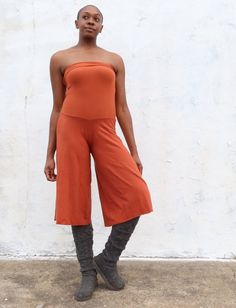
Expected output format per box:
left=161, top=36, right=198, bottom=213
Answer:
left=75, top=7, right=103, bottom=37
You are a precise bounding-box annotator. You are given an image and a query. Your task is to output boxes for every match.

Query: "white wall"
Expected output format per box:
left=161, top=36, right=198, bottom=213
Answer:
left=1, top=0, right=236, bottom=259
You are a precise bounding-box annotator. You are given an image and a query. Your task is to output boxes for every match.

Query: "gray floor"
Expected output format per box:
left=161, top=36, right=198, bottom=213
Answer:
left=1, top=259, right=236, bottom=307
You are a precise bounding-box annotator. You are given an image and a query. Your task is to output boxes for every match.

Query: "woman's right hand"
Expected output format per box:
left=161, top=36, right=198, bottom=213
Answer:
left=44, top=157, right=57, bottom=181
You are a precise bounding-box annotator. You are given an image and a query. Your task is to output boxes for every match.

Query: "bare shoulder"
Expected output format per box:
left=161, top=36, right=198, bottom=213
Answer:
left=100, top=48, right=125, bottom=73
left=49, top=50, right=64, bottom=72
left=49, top=47, right=74, bottom=72
left=109, top=51, right=125, bottom=73
left=110, top=52, right=124, bottom=63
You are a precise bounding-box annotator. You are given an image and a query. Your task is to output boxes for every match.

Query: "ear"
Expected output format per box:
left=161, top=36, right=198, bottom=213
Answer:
left=99, top=25, right=103, bottom=33
left=75, top=20, right=79, bottom=29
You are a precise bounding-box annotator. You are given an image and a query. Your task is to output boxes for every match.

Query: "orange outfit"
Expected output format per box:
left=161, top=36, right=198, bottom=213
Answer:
left=54, top=61, right=153, bottom=226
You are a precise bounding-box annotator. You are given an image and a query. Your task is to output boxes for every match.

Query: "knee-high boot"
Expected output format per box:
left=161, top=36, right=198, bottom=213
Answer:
left=93, top=216, right=140, bottom=290
left=71, top=223, right=98, bottom=301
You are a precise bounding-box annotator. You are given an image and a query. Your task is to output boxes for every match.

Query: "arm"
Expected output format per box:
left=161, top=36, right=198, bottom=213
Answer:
left=115, top=56, right=143, bottom=174
left=44, top=53, right=65, bottom=181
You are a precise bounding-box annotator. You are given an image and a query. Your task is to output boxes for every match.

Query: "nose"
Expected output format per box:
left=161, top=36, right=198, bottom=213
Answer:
left=87, top=17, right=95, bottom=25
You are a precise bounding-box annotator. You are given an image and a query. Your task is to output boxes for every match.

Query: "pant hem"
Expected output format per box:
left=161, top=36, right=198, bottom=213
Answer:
left=103, top=209, right=154, bottom=227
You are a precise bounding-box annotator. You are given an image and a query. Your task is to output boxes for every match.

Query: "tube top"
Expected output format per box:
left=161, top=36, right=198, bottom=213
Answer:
left=61, top=61, right=116, bottom=119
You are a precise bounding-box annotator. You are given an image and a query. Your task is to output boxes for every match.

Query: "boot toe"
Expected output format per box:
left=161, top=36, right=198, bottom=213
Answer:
left=94, top=254, right=125, bottom=290
left=74, top=275, right=98, bottom=301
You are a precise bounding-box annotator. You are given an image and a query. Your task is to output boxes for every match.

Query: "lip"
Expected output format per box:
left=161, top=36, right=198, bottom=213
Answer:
left=85, top=27, right=95, bottom=31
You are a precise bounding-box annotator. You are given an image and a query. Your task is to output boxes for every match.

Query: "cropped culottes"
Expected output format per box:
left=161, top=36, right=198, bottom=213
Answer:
left=54, top=113, right=153, bottom=226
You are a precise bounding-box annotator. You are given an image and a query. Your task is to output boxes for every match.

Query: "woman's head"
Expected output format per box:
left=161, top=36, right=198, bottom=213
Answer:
left=75, top=5, right=103, bottom=37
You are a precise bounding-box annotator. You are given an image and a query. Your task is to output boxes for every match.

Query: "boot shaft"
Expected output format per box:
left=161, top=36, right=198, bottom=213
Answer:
left=71, top=224, right=96, bottom=273
left=103, top=216, right=140, bottom=263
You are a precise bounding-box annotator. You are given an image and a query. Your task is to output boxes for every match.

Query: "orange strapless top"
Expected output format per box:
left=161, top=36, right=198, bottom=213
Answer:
left=61, top=61, right=116, bottom=120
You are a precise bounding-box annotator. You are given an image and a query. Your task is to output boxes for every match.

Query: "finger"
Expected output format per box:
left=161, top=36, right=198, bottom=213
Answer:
left=48, top=169, right=54, bottom=181
left=51, top=174, right=57, bottom=181
left=45, top=170, right=50, bottom=180
left=45, top=168, right=53, bottom=181
left=49, top=170, right=57, bottom=181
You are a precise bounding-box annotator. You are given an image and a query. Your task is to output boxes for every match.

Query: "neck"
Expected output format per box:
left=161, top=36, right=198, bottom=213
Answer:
left=76, top=37, right=98, bottom=50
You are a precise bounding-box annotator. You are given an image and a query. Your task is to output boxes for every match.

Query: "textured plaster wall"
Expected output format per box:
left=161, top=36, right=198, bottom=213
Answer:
left=0, top=0, right=236, bottom=258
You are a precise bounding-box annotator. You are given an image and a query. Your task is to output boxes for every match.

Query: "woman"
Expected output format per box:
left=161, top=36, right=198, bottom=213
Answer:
left=44, top=4, right=153, bottom=302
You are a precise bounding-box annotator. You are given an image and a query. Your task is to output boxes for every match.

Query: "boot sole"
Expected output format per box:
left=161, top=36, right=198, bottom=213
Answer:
left=93, top=258, right=125, bottom=291
left=74, top=294, right=92, bottom=301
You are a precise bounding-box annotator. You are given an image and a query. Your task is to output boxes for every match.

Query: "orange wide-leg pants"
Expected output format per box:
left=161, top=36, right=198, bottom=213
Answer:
left=54, top=113, right=153, bottom=226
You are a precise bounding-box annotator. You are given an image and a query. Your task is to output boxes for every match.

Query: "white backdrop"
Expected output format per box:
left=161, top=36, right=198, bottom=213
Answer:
left=0, top=0, right=236, bottom=258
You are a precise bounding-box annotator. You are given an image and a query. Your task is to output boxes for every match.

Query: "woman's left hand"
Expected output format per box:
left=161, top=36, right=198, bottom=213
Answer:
left=131, top=153, right=143, bottom=175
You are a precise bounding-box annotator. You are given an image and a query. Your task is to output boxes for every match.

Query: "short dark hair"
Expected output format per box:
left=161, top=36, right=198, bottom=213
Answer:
left=77, top=5, right=103, bottom=23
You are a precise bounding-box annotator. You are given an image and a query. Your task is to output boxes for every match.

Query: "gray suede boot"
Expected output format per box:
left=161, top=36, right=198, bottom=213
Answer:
left=93, top=216, right=140, bottom=291
left=71, top=224, right=98, bottom=301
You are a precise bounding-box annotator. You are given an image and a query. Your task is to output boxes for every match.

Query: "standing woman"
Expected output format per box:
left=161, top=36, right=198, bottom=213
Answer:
left=44, top=4, right=153, bottom=302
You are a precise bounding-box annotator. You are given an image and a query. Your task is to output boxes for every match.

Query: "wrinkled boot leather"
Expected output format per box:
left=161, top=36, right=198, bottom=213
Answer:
left=71, top=224, right=98, bottom=301
left=94, top=216, right=140, bottom=290
left=94, top=252, right=124, bottom=290
left=74, top=270, right=98, bottom=301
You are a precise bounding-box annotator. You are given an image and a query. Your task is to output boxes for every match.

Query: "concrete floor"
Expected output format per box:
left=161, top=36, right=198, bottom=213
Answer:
left=1, top=259, right=236, bottom=308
